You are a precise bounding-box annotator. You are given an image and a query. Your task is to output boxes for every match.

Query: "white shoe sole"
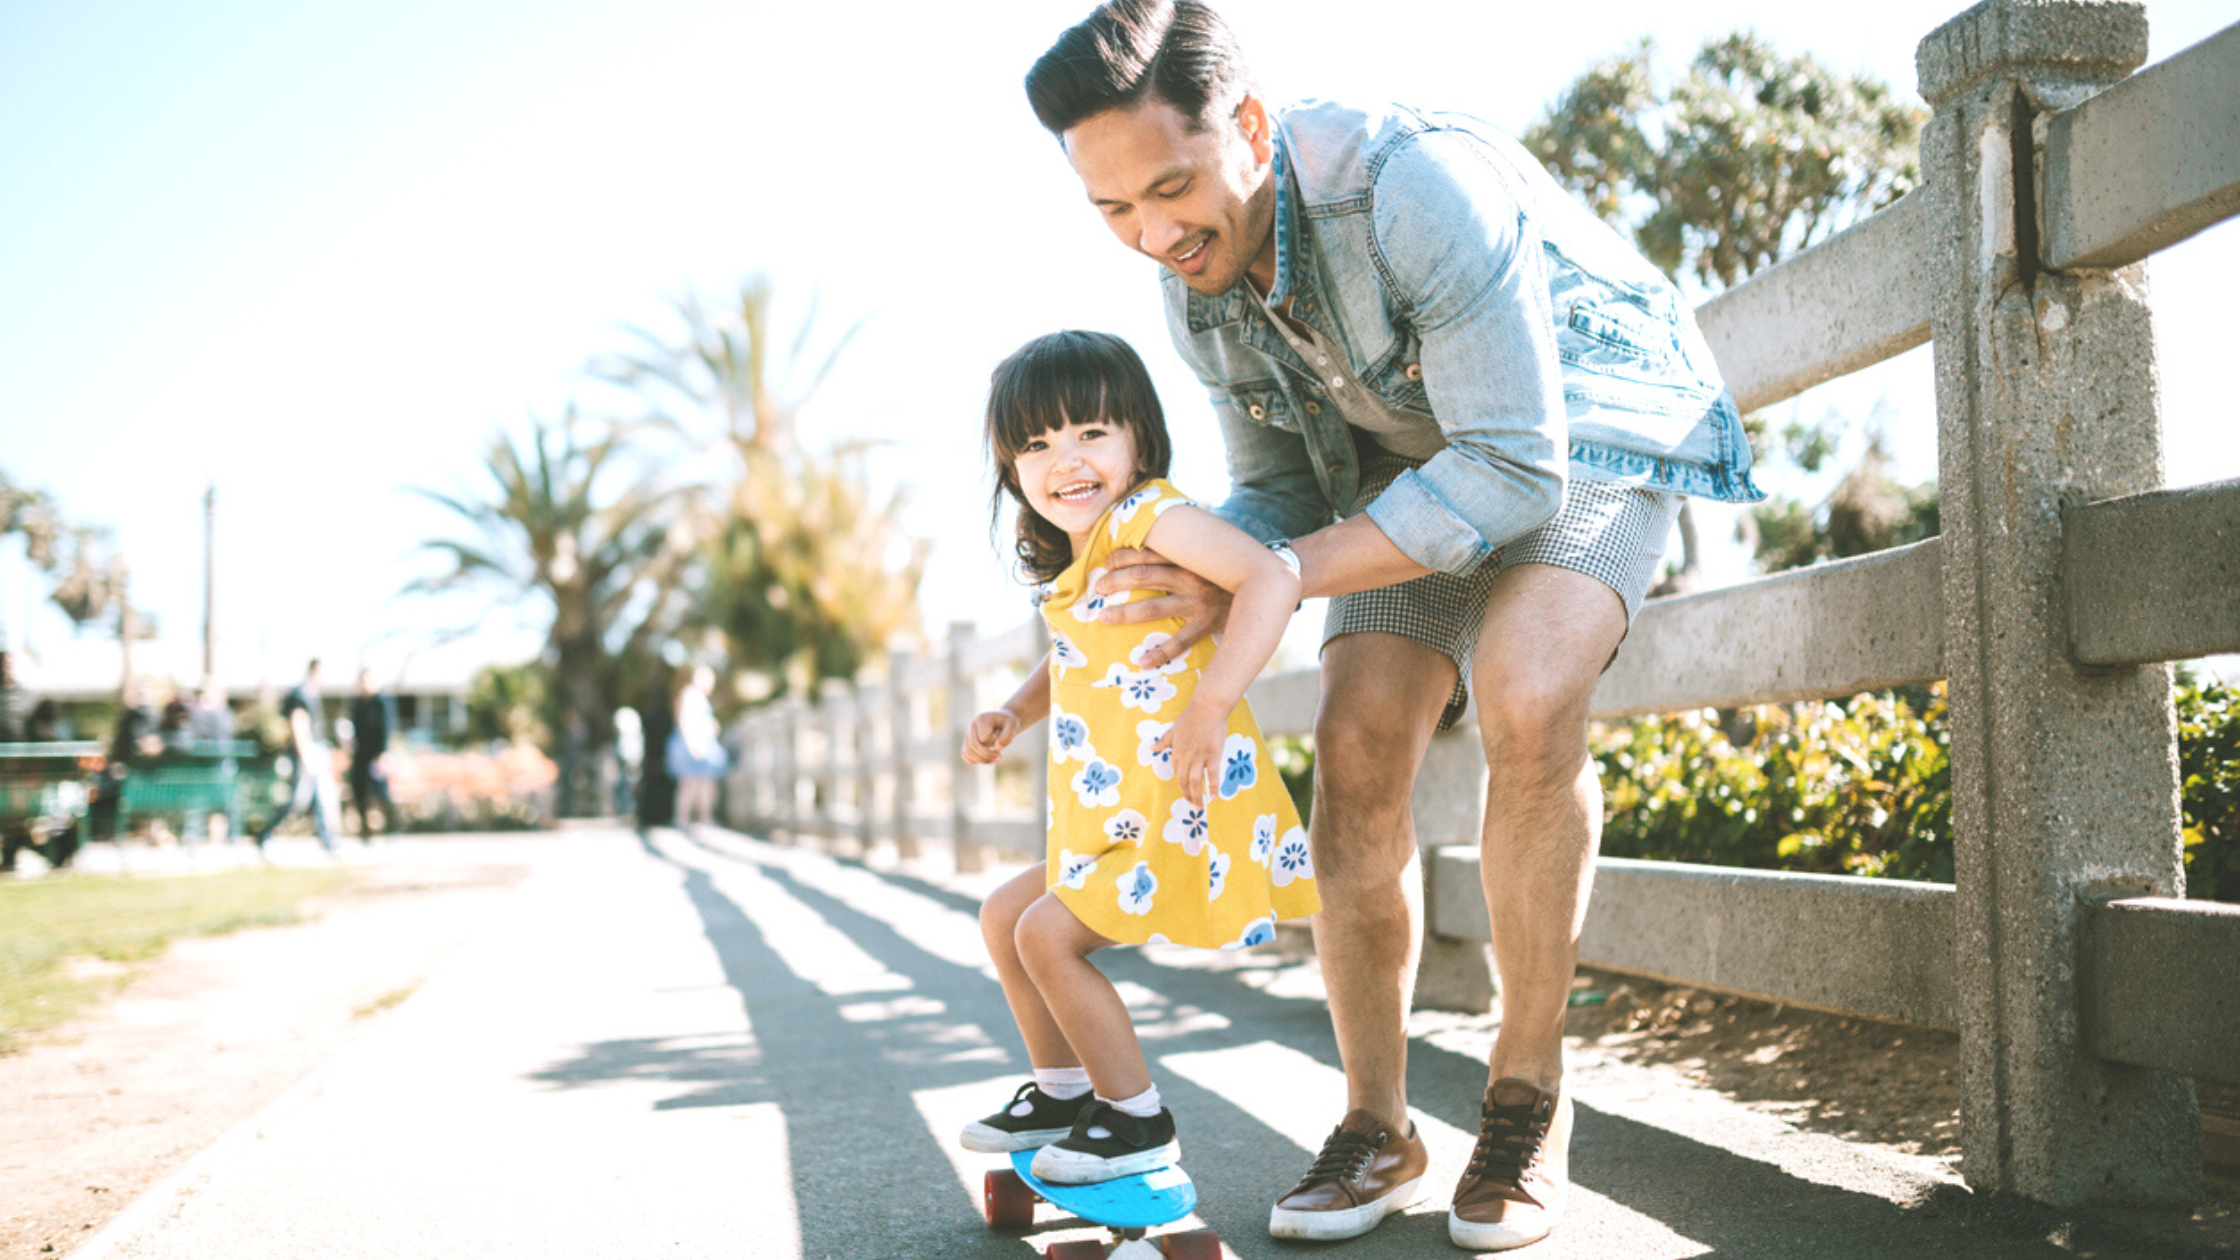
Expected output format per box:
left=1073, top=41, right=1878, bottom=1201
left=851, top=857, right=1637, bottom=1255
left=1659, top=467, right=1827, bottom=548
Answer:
left=1447, top=1206, right=1557, bottom=1251
left=1268, top=1173, right=1426, bottom=1240
left=958, top=1122, right=1069, bottom=1153
left=1030, top=1138, right=1181, bottom=1184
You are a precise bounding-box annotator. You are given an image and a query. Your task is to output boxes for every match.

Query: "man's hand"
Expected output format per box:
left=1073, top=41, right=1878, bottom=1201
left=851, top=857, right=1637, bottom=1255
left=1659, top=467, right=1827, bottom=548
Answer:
left=1096, top=547, right=1233, bottom=668
left=962, top=708, right=1022, bottom=765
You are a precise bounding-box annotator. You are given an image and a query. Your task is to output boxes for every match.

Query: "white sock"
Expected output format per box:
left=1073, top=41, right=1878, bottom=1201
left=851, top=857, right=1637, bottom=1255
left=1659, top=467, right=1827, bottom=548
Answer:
left=1034, top=1067, right=1092, bottom=1101
left=1102, top=1084, right=1162, bottom=1118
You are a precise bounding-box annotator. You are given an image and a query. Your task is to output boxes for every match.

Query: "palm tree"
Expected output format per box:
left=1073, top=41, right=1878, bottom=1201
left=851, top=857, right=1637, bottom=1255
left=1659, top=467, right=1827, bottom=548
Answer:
left=597, top=278, right=925, bottom=698
left=412, top=409, right=694, bottom=813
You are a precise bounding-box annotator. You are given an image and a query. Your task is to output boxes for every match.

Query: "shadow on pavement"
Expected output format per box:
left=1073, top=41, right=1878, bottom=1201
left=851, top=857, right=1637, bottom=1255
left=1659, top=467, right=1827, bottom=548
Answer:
left=525, top=830, right=2223, bottom=1260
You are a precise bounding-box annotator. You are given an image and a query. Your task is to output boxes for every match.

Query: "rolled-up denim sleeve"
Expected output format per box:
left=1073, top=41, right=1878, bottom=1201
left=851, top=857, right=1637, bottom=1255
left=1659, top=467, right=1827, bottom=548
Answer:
left=1361, top=131, right=1566, bottom=574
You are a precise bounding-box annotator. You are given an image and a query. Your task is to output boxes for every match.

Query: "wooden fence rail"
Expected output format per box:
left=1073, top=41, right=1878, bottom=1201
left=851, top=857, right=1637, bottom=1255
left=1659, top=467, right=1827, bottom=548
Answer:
left=728, top=2, right=2240, bottom=1209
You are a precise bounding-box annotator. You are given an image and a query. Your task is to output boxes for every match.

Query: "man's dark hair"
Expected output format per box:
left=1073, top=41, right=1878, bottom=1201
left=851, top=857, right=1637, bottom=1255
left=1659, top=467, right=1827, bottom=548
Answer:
left=1025, top=0, right=1255, bottom=136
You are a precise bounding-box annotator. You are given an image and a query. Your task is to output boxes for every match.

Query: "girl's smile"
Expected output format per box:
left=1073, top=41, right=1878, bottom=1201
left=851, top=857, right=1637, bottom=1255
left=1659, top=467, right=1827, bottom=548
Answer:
left=1015, top=419, right=1141, bottom=553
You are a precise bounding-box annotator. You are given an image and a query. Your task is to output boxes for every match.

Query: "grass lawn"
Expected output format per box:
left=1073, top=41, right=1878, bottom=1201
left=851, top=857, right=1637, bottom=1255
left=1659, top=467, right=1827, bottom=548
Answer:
left=0, top=867, right=355, bottom=1053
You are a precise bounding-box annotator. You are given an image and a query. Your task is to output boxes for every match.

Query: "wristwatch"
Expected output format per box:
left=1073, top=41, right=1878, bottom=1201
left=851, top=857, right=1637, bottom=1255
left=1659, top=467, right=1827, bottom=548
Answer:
left=1264, top=537, right=1301, bottom=576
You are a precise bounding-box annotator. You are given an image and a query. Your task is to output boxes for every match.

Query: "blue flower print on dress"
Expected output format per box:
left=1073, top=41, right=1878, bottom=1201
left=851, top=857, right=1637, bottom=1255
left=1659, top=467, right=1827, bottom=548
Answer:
left=1220, top=915, right=1278, bottom=950
left=1070, top=758, right=1122, bottom=808
left=1056, top=849, right=1097, bottom=890
left=1162, top=798, right=1209, bottom=856
left=1048, top=701, right=1095, bottom=765
left=1107, top=485, right=1164, bottom=538
left=1127, top=633, right=1188, bottom=676
left=1051, top=632, right=1089, bottom=675
left=1135, top=719, right=1175, bottom=781
left=1068, top=568, right=1133, bottom=623
left=1095, top=663, right=1178, bottom=714
left=1118, top=861, right=1159, bottom=916
left=1207, top=849, right=1231, bottom=901
left=1271, top=825, right=1314, bottom=887
left=1103, top=808, right=1147, bottom=846
left=1217, top=733, right=1259, bottom=800
left=1250, top=814, right=1278, bottom=866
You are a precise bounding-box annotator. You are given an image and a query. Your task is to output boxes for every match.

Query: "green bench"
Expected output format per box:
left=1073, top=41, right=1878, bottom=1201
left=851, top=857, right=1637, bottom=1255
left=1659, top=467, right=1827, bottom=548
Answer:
left=116, top=740, right=262, bottom=838
left=0, top=741, right=104, bottom=869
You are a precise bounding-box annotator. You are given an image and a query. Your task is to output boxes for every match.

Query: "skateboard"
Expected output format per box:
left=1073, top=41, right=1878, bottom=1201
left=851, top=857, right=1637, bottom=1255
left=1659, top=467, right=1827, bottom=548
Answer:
left=983, top=1149, right=1222, bottom=1260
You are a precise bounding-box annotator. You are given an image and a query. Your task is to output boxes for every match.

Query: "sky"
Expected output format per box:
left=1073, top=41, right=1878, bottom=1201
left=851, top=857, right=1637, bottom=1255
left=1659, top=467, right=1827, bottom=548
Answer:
left=3, top=0, right=2235, bottom=696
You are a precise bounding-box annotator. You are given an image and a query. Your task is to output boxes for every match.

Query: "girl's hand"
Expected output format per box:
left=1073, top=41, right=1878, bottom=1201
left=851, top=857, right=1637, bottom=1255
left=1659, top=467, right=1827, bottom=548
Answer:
left=963, top=708, right=1021, bottom=765
left=1153, top=702, right=1230, bottom=808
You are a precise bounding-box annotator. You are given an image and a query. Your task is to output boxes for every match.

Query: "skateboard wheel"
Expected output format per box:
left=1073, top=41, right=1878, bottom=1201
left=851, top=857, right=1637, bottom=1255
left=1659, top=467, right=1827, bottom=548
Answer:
left=1046, top=1241, right=1107, bottom=1260
left=1160, top=1228, right=1221, bottom=1260
left=985, top=1168, right=1037, bottom=1232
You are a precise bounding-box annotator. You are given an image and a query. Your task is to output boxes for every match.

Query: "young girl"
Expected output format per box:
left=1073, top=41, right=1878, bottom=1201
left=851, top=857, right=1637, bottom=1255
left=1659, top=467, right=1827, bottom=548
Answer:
left=958, top=330, right=1319, bottom=1184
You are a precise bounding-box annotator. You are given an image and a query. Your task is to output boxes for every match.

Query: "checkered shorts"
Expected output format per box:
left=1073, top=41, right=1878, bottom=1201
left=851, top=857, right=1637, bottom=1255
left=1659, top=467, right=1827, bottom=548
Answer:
left=1324, top=447, right=1683, bottom=731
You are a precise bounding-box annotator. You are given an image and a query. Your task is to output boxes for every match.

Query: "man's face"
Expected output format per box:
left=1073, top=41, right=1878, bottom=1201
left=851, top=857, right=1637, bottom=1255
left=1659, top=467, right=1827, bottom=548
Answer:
left=1064, top=94, right=1278, bottom=297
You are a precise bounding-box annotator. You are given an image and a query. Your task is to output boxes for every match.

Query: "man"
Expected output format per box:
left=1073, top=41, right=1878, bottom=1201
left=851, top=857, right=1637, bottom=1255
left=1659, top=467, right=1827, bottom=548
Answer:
left=347, top=668, right=397, bottom=839
left=255, top=658, right=339, bottom=854
left=1026, top=2, right=1762, bottom=1249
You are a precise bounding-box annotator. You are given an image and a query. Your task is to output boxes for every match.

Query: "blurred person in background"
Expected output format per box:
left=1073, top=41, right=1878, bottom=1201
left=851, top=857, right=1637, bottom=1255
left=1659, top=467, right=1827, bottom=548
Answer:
left=665, top=664, right=726, bottom=830
left=255, top=658, right=340, bottom=854
left=613, top=703, right=642, bottom=817
left=347, top=667, right=397, bottom=839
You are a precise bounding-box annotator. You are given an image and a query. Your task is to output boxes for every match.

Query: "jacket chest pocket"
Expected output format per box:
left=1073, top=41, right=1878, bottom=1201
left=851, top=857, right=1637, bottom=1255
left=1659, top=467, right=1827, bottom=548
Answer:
left=1230, top=384, right=1300, bottom=433
left=1367, top=336, right=1430, bottom=413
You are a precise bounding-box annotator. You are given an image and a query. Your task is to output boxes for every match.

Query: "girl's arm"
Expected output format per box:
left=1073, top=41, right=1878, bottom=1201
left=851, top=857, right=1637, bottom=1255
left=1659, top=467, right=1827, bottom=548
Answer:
left=1140, top=505, right=1304, bottom=804
left=963, top=650, right=1052, bottom=765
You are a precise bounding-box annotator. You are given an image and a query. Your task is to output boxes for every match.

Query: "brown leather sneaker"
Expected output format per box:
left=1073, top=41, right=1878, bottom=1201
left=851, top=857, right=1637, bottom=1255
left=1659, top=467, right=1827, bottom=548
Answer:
left=1448, top=1079, right=1572, bottom=1251
left=1267, top=1108, right=1429, bottom=1240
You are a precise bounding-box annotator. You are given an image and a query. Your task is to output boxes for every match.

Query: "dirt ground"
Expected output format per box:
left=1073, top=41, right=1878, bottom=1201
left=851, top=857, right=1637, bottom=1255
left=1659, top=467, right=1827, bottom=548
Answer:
left=0, top=857, right=526, bottom=1260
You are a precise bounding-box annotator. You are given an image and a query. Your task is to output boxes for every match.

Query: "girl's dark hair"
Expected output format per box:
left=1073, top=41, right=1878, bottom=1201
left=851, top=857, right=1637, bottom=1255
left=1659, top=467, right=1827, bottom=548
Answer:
left=986, top=330, right=1173, bottom=584
left=1025, top=0, right=1255, bottom=136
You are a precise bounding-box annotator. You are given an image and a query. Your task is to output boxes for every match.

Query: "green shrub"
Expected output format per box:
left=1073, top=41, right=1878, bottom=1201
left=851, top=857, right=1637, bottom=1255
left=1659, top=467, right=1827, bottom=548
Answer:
left=1593, top=686, right=1953, bottom=882
left=2178, top=675, right=2240, bottom=903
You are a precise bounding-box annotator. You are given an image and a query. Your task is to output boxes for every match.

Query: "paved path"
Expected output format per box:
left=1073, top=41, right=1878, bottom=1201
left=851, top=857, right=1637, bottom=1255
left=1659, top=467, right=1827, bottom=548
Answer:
left=69, top=826, right=2224, bottom=1259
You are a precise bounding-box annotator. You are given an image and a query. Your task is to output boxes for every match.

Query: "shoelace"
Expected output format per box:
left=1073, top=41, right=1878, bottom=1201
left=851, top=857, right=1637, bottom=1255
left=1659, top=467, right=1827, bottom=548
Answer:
left=1463, top=1094, right=1551, bottom=1187
left=1292, top=1124, right=1387, bottom=1190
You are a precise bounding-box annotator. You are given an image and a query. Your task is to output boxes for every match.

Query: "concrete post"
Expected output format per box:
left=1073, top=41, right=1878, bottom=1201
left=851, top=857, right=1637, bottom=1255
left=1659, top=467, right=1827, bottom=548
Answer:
left=777, top=695, right=803, bottom=844
left=819, top=678, right=851, bottom=853
left=891, top=649, right=922, bottom=860
left=1411, top=728, right=1496, bottom=1013
left=853, top=679, right=880, bottom=854
left=1919, top=0, right=2198, bottom=1205
left=948, top=621, right=989, bottom=873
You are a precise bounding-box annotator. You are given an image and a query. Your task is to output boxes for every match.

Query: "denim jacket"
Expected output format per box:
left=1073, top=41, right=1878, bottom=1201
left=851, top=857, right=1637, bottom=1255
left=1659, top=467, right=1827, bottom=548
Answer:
left=1166, top=100, right=1764, bottom=575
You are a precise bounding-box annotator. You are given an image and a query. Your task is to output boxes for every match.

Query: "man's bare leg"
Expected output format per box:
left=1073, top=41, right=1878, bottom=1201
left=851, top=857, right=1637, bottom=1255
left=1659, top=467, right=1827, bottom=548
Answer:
left=1310, top=632, right=1454, bottom=1126
left=1470, top=564, right=1626, bottom=1089
left=1266, top=631, right=1452, bottom=1241
left=1448, top=562, right=1626, bottom=1251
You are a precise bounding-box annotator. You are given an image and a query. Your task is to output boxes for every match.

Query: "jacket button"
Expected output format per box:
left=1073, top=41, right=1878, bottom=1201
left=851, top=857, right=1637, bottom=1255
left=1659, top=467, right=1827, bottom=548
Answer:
left=1248, top=404, right=1266, bottom=420
left=1304, top=401, right=1322, bottom=415
left=1404, top=363, right=1423, bottom=381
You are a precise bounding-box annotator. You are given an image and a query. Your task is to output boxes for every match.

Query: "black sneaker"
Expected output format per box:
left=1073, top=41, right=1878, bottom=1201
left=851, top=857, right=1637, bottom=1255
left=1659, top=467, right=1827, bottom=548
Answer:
left=1029, top=1101, right=1181, bottom=1184
left=960, top=1082, right=1094, bottom=1153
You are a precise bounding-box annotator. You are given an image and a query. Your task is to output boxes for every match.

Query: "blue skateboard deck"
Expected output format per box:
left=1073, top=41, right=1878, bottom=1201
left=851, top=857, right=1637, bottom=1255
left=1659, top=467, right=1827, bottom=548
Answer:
left=1007, top=1149, right=1196, bottom=1229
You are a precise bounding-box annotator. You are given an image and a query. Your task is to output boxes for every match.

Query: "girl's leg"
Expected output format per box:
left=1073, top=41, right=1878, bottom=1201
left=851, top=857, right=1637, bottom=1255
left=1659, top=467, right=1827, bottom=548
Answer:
left=981, top=865, right=1078, bottom=1069
left=1015, top=893, right=1150, bottom=1101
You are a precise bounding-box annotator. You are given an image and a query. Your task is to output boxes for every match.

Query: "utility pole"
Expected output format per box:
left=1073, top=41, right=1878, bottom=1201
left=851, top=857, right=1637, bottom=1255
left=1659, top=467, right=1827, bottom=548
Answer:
left=202, top=482, right=216, bottom=682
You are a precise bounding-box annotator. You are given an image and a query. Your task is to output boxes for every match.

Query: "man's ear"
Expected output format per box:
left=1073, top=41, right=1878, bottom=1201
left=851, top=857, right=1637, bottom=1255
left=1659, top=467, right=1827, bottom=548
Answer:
left=1237, top=93, right=1274, bottom=166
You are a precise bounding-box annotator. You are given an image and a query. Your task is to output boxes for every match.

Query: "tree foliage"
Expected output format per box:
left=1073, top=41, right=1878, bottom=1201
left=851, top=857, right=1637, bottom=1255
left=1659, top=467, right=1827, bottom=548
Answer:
left=1, top=469, right=143, bottom=642
left=411, top=409, right=695, bottom=808
left=1525, top=32, right=1924, bottom=291
left=601, top=277, right=925, bottom=698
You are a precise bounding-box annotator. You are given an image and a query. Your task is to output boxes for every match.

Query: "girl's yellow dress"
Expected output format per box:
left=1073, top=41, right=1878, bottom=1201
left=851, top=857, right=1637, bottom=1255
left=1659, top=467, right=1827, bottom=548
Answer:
left=1037, top=479, right=1319, bottom=949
